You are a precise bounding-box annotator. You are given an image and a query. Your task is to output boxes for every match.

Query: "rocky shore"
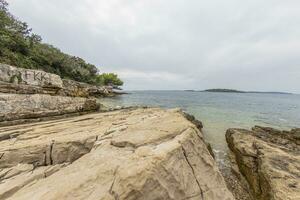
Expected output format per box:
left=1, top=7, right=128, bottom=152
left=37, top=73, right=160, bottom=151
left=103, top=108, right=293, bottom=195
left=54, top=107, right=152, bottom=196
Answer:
left=0, top=63, right=299, bottom=200
left=0, top=64, right=236, bottom=200
left=0, top=107, right=234, bottom=200
left=226, top=126, right=300, bottom=200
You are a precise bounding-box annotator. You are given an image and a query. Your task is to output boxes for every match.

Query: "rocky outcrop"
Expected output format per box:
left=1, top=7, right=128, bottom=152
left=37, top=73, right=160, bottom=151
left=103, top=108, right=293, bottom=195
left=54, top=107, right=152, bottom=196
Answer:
left=0, top=64, right=117, bottom=126
left=0, top=93, right=100, bottom=126
left=0, top=64, right=63, bottom=88
left=61, top=79, right=114, bottom=97
left=226, top=126, right=300, bottom=200
left=0, top=108, right=233, bottom=200
left=0, top=63, right=117, bottom=97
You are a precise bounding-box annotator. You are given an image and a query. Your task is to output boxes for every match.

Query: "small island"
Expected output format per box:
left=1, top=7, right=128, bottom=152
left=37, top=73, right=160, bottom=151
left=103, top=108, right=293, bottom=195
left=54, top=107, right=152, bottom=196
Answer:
left=204, top=89, right=246, bottom=93
left=203, top=88, right=293, bottom=95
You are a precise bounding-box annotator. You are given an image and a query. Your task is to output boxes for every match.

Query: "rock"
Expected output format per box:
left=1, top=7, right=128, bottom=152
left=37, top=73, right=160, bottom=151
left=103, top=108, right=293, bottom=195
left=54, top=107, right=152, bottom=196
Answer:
left=0, top=108, right=233, bottom=200
left=0, top=93, right=100, bottom=126
left=0, top=64, right=63, bottom=88
left=0, top=64, right=117, bottom=97
left=61, top=79, right=115, bottom=98
left=226, top=126, right=300, bottom=200
left=0, top=64, right=119, bottom=126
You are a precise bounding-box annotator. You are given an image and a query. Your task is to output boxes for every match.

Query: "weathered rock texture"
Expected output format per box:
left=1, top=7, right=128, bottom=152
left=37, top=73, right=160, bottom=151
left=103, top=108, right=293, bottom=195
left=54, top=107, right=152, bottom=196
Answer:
left=0, top=64, right=63, bottom=88
left=0, top=63, right=116, bottom=97
left=0, top=64, right=115, bottom=126
left=0, top=108, right=233, bottom=200
left=0, top=93, right=100, bottom=126
left=226, top=126, right=300, bottom=200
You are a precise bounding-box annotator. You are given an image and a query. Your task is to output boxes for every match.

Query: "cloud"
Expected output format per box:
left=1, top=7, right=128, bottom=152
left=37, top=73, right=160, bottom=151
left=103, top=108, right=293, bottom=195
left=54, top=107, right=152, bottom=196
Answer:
left=8, top=0, right=300, bottom=92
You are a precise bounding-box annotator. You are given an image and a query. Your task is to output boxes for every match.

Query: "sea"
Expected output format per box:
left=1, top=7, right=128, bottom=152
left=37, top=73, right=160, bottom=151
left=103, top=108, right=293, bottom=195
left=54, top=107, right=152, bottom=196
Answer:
left=101, top=91, right=300, bottom=168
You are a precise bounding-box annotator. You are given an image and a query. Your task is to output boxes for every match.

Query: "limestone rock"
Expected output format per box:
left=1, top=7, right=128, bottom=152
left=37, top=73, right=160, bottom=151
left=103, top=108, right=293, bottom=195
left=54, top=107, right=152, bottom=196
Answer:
left=0, top=64, right=63, bottom=88
left=226, top=126, right=300, bottom=200
left=61, top=79, right=114, bottom=98
left=0, top=93, right=100, bottom=126
left=0, top=64, right=117, bottom=97
left=0, top=108, right=233, bottom=200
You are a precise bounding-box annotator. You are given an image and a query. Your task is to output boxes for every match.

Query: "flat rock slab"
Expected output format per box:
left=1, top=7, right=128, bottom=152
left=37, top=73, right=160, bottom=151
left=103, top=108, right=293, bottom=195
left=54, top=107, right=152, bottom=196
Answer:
left=226, top=126, right=300, bottom=200
left=0, top=108, right=233, bottom=200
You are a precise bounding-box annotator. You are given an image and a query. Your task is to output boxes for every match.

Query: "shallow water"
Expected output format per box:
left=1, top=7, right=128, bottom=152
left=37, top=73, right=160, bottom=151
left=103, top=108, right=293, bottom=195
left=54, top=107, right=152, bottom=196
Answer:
left=101, top=91, right=300, bottom=167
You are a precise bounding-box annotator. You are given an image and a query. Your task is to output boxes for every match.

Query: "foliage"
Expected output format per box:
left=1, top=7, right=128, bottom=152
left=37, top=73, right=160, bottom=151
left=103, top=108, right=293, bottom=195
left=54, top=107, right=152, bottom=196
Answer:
left=95, top=73, right=123, bottom=86
left=0, top=0, right=122, bottom=86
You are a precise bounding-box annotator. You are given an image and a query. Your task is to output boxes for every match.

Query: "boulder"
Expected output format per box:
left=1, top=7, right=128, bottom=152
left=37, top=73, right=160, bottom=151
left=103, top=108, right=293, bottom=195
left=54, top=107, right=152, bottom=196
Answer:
left=226, top=126, right=300, bottom=200
left=0, top=108, right=233, bottom=200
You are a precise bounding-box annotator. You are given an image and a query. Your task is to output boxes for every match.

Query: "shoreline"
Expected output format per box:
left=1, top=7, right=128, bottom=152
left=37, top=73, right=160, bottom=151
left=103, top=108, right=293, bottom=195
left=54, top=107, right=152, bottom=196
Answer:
left=0, top=65, right=299, bottom=200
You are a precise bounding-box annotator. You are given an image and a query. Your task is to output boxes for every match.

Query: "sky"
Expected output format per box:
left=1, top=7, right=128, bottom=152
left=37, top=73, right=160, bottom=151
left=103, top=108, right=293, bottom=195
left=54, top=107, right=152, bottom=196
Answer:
left=8, top=0, right=300, bottom=92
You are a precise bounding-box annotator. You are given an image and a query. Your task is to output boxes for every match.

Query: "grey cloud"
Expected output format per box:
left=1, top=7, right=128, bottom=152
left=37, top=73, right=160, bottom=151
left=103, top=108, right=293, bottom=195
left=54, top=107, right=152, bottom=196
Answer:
left=9, top=0, right=300, bottom=92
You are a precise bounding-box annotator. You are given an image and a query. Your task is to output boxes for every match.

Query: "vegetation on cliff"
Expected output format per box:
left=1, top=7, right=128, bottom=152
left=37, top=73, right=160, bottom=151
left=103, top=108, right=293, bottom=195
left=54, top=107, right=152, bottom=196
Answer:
left=0, top=0, right=123, bottom=86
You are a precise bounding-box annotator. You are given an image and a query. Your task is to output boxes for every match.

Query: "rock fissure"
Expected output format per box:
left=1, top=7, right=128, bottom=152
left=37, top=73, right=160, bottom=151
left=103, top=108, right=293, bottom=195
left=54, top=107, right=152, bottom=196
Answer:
left=109, top=167, right=120, bottom=200
left=0, top=169, right=12, bottom=182
left=0, top=153, right=4, bottom=160
left=181, top=146, right=204, bottom=200
left=49, top=141, right=55, bottom=165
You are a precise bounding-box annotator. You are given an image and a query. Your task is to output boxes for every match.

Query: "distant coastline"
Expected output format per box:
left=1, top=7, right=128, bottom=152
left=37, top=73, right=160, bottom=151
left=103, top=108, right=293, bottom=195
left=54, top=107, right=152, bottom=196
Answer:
left=203, top=89, right=293, bottom=95
left=182, top=88, right=293, bottom=95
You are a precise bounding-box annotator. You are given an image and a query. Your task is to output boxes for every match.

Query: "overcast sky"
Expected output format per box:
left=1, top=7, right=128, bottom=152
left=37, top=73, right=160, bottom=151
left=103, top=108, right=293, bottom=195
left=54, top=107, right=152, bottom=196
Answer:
left=9, top=0, right=300, bottom=92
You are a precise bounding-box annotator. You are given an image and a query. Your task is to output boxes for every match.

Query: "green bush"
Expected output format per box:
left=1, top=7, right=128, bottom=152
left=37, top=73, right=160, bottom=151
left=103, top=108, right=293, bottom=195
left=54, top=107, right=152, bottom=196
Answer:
left=95, top=73, right=123, bottom=86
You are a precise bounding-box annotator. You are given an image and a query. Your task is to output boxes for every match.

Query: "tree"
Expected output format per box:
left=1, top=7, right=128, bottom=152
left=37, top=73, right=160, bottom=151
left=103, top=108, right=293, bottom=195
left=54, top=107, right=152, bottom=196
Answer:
left=96, top=73, right=123, bottom=86
left=0, top=0, right=8, bottom=11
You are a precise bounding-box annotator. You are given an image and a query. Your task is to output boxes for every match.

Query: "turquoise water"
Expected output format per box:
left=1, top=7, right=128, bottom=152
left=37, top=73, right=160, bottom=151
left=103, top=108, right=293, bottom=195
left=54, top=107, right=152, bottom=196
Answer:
left=101, top=91, right=300, bottom=166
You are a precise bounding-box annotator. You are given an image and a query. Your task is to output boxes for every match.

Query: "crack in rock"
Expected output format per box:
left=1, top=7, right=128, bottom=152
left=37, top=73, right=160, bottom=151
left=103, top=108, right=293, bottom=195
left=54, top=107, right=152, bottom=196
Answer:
left=109, top=167, right=120, bottom=200
left=49, top=140, right=55, bottom=165
left=0, top=153, right=4, bottom=160
left=181, top=146, right=204, bottom=200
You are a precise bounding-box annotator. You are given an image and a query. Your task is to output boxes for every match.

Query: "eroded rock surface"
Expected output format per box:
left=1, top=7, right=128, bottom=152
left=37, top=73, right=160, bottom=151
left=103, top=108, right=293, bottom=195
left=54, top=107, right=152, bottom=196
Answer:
left=0, top=93, right=100, bottom=126
left=0, top=63, right=117, bottom=97
left=0, top=64, right=115, bottom=126
left=0, top=64, right=63, bottom=88
left=226, top=126, right=300, bottom=200
left=0, top=108, right=233, bottom=200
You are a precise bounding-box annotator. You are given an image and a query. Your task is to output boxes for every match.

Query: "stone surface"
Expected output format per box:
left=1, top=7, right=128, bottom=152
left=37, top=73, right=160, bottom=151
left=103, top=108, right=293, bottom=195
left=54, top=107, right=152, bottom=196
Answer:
left=0, top=64, right=117, bottom=97
left=226, top=126, right=300, bottom=200
left=0, top=108, right=233, bottom=200
left=0, top=64, right=63, bottom=88
left=61, top=79, right=114, bottom=97
left=0, top=93, right=100, bottom=126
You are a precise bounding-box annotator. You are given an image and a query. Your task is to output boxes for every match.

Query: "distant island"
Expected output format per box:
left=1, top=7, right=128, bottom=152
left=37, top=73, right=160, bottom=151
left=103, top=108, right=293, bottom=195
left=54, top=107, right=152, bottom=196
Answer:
left=203, top=89, right=293, bottom=95
left=204, top=89, right=245, bottom=93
